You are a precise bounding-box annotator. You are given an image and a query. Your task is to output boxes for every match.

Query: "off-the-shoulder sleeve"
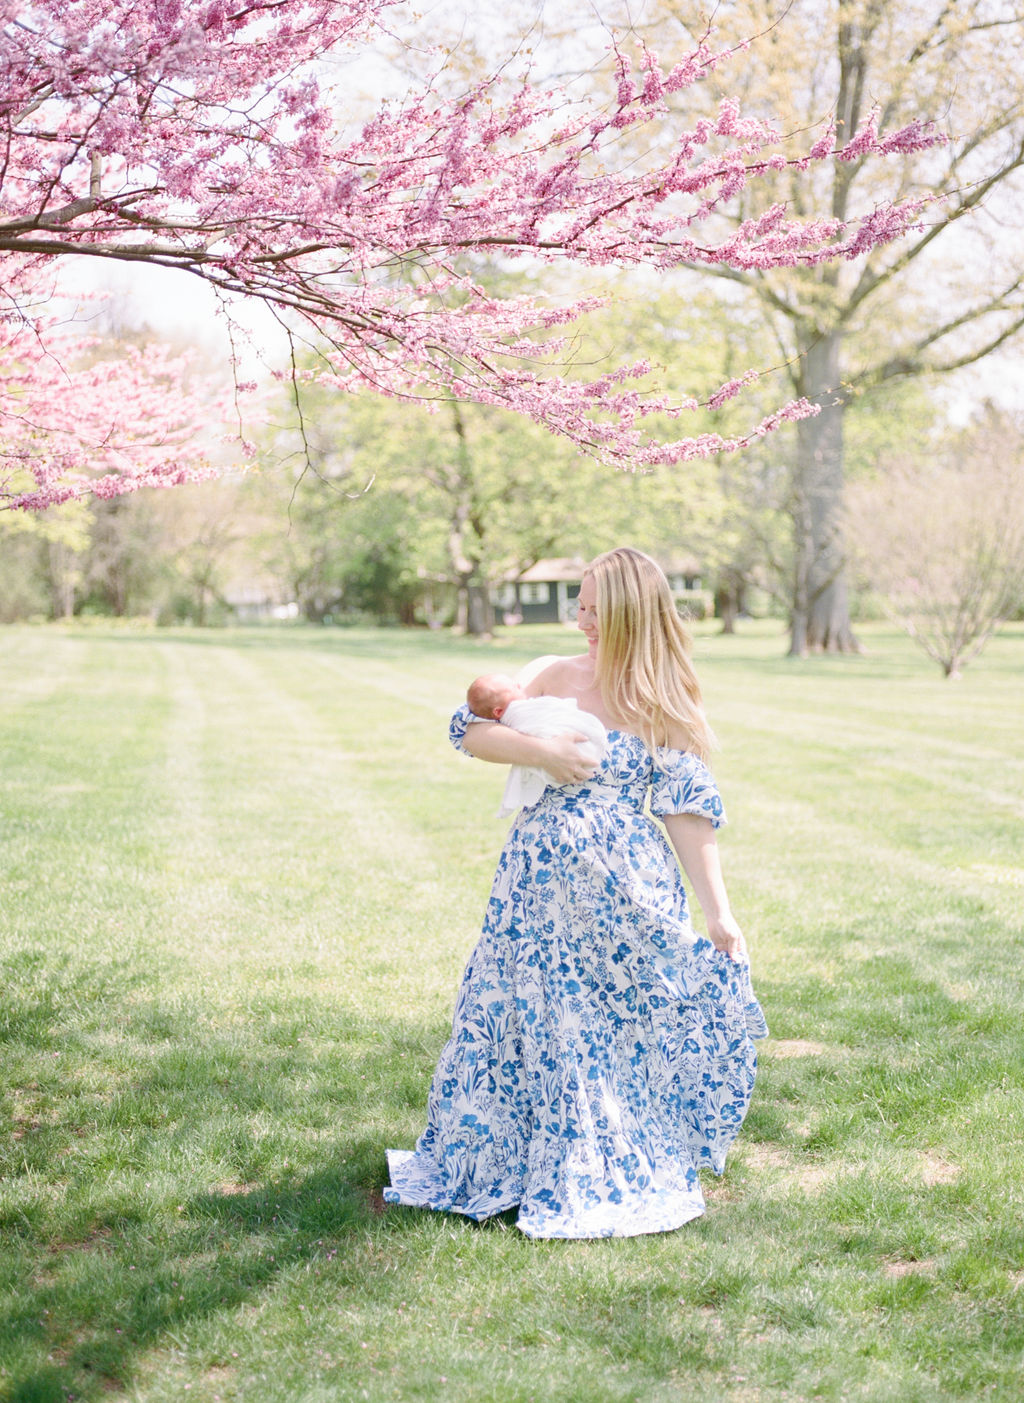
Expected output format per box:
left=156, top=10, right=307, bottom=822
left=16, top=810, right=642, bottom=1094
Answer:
left=449, top=702, right=490, bottom=756
left=649, top=748, right=727, bottom=827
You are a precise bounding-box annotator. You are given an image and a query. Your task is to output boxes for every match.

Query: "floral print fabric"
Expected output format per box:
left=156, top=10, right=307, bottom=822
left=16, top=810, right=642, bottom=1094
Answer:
left=384, top=705, right=767, bottom=1239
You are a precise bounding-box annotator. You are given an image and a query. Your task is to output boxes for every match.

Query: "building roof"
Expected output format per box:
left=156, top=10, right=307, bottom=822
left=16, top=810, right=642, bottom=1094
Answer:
left=516, top=557, right=588, bottom=583
left=660, top=554, right=703, bottom=577
left=517, top=553, right=702, bottom=584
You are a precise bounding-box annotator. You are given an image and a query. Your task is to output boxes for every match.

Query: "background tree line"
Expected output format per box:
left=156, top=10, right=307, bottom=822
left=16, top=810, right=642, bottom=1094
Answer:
left=5, top=290, right=1022, bottom=681
left=3, top=1, right=1022, bottom=679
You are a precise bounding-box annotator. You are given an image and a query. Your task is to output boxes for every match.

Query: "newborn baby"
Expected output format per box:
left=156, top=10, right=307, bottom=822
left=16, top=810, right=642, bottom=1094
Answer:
left=466, top=672, right=608, bottom=817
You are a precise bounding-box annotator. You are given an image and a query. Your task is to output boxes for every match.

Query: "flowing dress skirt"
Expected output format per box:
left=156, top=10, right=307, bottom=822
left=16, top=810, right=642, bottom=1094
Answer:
left=385, top=730, right=767, bottom=1239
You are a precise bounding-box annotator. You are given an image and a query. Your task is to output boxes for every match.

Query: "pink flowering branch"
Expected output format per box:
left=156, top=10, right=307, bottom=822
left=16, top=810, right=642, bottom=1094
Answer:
left=0, top=264, right=236, bottom=509
left=0, top=0, right=944, bottom=506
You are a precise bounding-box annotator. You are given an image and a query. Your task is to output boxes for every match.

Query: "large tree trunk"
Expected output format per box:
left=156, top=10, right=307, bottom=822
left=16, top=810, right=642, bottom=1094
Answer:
left=793, top=332, right=859, bottom=654
left=788, top=607, right=808, bottom=659
left=444, top=398, right=493, bottom=637
left=453, top=568, right=494, bottom=636
left=714, top=571, right=746, bottom=635
left=716, top=592, right=738, bottom=635
left=464, top=580, right=493, bottom=637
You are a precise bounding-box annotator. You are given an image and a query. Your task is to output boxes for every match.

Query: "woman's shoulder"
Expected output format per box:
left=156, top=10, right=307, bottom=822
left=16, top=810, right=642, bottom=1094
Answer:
left=658, top=721, right=696, bottom=752
left=521, top=653, right=589, bottom=695
left=513, top=653, right=563, bottom=688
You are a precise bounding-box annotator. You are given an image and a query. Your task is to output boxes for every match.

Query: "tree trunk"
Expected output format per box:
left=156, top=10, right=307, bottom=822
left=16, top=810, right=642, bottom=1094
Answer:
left=714, top=576, right=744, bottom=634
left=47, top=540, right=77, bottom=619
left=794, top=331, right=859, bottom=654
left=464, top=580, right=493, bottom=637
left=443, top=399, right=494, bottom=637
left=788, top=602, right=808, bottom=659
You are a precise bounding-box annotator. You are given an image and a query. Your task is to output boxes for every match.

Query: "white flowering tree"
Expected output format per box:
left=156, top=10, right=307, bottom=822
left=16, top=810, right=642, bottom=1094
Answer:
left=846, top=408, right=1024, bottom=677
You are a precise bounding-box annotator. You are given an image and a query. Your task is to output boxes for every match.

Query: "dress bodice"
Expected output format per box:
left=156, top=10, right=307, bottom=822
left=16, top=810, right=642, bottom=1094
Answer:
left=448, top=705, right=726, bottom=827
left=548, top=730, right=656, bottom=814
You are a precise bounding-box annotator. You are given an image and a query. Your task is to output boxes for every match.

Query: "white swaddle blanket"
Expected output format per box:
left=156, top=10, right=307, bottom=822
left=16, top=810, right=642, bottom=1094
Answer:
left=497, top=696, right=608, bottom=818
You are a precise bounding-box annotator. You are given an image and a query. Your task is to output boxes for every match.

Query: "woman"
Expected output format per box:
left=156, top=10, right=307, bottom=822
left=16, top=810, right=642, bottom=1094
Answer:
left=384, top=547, right=767, bottom=1238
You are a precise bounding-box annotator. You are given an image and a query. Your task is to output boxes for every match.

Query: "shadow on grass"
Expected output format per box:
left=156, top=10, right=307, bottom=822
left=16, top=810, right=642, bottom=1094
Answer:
left=6, top=943, right=1007, bottom=1400
left=0, top=1002, right=453, bottom=1403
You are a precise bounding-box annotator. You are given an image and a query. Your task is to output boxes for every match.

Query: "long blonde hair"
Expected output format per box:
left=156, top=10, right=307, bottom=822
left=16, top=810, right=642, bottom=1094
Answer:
left=586, top=546, right=714, bottom=758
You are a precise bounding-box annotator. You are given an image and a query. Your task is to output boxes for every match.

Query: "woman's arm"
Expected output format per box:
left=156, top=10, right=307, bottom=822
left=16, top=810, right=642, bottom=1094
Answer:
left=661, top=812, right=746, bottom=958
left=462, top=721, right=599, bottom=785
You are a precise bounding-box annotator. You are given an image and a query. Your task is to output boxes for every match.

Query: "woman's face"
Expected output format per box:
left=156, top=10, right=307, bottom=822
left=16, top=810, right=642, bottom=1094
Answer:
left=576, top=575, right=598, bottom=656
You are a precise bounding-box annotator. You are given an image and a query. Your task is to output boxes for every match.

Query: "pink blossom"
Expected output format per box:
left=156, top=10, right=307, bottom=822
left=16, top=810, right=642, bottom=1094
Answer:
left=808, top=123, right=837, bottom=161
left=706, top=372, right=758, bottom=411
left=0, top=1, right=942, bottom=507
left=1, top=265, right=246, bottom=509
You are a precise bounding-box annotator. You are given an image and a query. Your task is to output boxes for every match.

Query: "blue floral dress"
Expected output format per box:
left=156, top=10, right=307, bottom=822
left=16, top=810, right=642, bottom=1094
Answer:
left=383, top=705, right=767, bottom=1239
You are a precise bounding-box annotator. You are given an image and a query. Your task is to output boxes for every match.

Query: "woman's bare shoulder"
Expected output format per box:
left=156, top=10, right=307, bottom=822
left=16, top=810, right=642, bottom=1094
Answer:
left=660, top=716, right=707, bottom=753
left=520, top=653, right=588, bottom=695
left=514, top=654, right=563, bottom=688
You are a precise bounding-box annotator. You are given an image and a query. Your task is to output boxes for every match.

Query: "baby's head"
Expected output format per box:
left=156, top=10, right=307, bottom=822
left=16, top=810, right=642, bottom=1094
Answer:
left=467, top=672, right=526, bottom=721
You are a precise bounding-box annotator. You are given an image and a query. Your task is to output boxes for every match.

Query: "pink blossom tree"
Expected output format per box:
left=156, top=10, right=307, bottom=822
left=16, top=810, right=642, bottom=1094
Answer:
left=1, top=0, right=939, bottom=511
left=0, top=264, right=226, bottom=509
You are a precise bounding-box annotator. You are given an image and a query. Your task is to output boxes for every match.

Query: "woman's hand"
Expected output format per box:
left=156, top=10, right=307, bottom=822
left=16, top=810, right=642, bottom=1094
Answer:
left=537, top=733, right=600, bottom=786
left=661, top=813, right=747, bottom=961
left=461, top=722, right=598, bottom=783
left=704, top=911, right=747, bottom=960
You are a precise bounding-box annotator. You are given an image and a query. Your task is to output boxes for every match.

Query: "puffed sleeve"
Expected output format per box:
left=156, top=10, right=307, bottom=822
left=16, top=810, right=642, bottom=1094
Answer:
left=449, top=702, right=489, bottom=756
left=649, top=747, right=727, bottom=827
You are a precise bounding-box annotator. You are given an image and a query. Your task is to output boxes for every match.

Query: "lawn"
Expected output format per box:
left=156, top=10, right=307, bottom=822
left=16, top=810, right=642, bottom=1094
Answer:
left=1, top=619, right=1022, bottom=1403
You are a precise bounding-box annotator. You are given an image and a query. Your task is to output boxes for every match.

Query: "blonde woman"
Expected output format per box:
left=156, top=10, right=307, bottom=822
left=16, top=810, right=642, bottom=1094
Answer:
left=385, top=547, right=767, bottom=1238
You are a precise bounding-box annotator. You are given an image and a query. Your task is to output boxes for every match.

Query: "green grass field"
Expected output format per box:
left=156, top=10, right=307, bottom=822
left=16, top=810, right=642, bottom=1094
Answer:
left=1, top=619, right=1022, bottom=1403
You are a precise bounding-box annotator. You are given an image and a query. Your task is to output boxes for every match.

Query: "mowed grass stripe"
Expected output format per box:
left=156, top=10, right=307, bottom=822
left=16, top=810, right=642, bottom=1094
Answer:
left=2, top=622, right=1023, bottom=1403
left=706, top=658, right=1022, bottom=819
left=1, top=635, right=182, bottom=957
left=147, top=639, right=492, bottom=1027
left=1, top=627, right=91, bottom=713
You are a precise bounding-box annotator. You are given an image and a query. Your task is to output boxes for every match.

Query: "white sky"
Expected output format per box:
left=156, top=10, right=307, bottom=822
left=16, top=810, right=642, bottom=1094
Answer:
left=61, top=259, right=291, bottom=377
left=57, top=0, right=1022, bottom=426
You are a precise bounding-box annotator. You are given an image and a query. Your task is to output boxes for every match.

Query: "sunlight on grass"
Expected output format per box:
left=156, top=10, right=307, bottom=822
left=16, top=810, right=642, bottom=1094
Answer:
left=1, top=620, right=1022, bottom=1402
